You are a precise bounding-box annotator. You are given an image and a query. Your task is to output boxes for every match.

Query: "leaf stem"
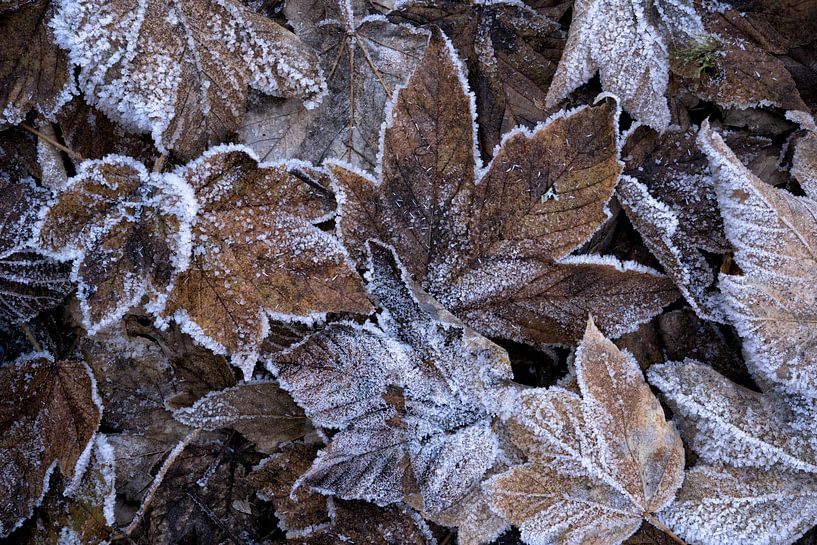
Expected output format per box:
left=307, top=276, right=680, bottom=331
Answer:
left=644, top=512, right=687, bottom=545
left=153, top=153, right=168, bottom=173
left=19, top=122, right=83, bottom=162
left=21, top=323, right=43, bottom=352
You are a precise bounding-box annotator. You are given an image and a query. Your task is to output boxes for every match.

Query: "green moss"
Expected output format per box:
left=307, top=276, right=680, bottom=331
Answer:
left=672, top=37, right=721, bottom=79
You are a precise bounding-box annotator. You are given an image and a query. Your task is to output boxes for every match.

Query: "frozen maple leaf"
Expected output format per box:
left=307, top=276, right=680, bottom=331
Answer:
left=545, top=0, right=707, bottom=131
left=484, top=318, right=685, bottom=545
left=248, top=443, right=434, bottom=544
left=50, top=0, right=325, bottom=159
left=239, top=0, right=428, bottom=171
left=394, top=0, right=566, bottom=153
left=37, top=156, right=196, bottom=334
left=157, top=145, right=372, bottom=379
left=0, top=0, right=74, bottom=127
left=697, top=120, right=817, bottom=400
left=0, top=352, right=102, bottom=538
left=268, top=241, right=514, bottom=518
left=331, top=30, right=678, bottom=350
left=173, top=381, right=313, bottom=454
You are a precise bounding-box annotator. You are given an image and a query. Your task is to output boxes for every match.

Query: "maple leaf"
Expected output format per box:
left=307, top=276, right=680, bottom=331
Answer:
left=0, top=0, right=74, bottom=127
left=268, top=241, right=513, bottom=519
left=157, top=145, right=372, bottom=379
left=545, top=0, right=707, bottom=131
left=484, top=318, right=685, bottom=545
left=331, top=30, right=678, bottom=350
left=696, top=120, right=817, bottom=400
left=50, top=0, right=325, bottom=159
left=37, top=156, right=196, bottom=334
left=239, top=0, right=428, bottom=171
left=394, top=0, right=566, bottom=153
left=0, top=177, right=70, bottom=326
left=0, top=353, right=102, bottom=538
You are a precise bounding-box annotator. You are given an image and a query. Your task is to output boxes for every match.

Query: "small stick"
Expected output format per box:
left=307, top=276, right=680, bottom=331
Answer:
left=644, top=512, right=688, bottom=545
left=20, top=122, right=83, bottom=162
left=153, top=153, right=168, bottom=173
left=21, top=323, right=42, bottom=352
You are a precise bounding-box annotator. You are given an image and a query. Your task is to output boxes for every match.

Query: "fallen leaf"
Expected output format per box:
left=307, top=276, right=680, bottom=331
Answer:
left=50, top=0, right=325, bottom=158
left=485, top=318, right=685, bottom=545
left=332, top=31, right=678, bottom=349
left=240, top=0, right=428, bottom=171
left=0, top=353, right=102, bottom=537
left=159, top=145, right=372, bottom=379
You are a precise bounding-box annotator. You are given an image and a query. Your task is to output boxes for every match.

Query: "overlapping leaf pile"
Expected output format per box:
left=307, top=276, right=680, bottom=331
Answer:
left=2, top=0, right=817, bottom=544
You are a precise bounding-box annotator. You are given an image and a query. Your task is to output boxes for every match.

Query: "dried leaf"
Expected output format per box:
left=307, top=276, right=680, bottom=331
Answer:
left=0, top=353, right=102, bottom=537
left=269, top=241, right=513, bottom=519
left=394, top=0, right=565, bottom=153
left=485, top=318, right=684, bottom=545
left=793, top=131, right=817, bottom=198
left=37, top=156, right=196, bottom=333
left=240, top=0, right=428, bottom=171
left=51, top=0, right=325, bottom=158
left=333, top=31, right=677, bottom=349
left=159, top=145, right=371, bottom=379
left=0, top=0, right=74, bottom=127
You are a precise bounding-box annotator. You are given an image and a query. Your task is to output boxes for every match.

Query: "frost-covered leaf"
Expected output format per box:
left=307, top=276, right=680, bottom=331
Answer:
left=0, top=0, right=73, bottom=127
left=37, top=156, right=196, bottom=334
left=1, top=176, right=50, bottom=256
left=659, top=464, right=817, bottom=545
left=546, top=0, right=706, bottom=131
left=240, top=0, right=428, bottom=171
left=485, top=318, right=684, bottom=545
left=173, top=381, right=312, bottom=454
left=793, top=131, right=817, bottom=199
left=699, top=121, right=817, bottom=400
left=159, top=145, right=371, bottom=379
left=332, top=31, right=678, bottom=349
left=0, top=353, right=102, bottom=538
left=715, top=1, right=817, bottom=54
left=269, top=241, right=513, bottom=518
left=394, top=0, right=565, bottom=153
left=51, top=0, right=325, bottom=159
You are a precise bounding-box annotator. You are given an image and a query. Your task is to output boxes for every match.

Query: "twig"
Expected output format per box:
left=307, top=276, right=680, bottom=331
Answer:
left=644, top=512, right=687, bottom=545
left=20, top=122, right=83, bottom=162
left=21, top=323, right=42, bottom=352
left=153, top=153, right=168, bottom=173
left=288, top=168, right=333, bottom=197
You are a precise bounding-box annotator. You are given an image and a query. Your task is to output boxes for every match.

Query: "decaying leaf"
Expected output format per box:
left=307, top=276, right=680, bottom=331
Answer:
left=545, top=0, right=707, bottom=131
left=0, top=0, right=74, bottom=127
left=269, top=241, right=513, bottom=521
left=698, top=121, right=817, bottom=400
left=159, top=145, right=372, bottom=379
left=394, top=0, right=565, bottom=153
left=0, top=353, right=102, bottom=537
left=332, top=31, right=678, bottom=349
left=51, top=0, right=325, bottom=158
left=240, top=0, right=428, bottom=171
left=173, top=381, right=313, bottom=454
left=485, top=318, right=685, bottom=545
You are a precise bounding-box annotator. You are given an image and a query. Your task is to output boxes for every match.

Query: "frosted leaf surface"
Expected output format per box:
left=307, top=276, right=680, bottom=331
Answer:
left=545, top=0, right=705, bottom=131
left=172, top=381, right=312, bottom=454
left=793, top=131, right=817, bottom=199
left=333, top=30, right=678, bottom=349
left=485, top=318, right=685, bottom=545
left=648, top=360, right=817, bottom=472
left=0, top=0, right=74, bottom=127
left=38, top=156, right=195, bottom=334
left=394, top=0, right=566, bottom=153
left=51, top=0, right=325, bottom=159
left=240, top=0, right=428, bottom=171
left=159, top=146, right=372, bottom=380
left=699, top=121, right=817, bottom=400
left=269, top=241, right=513, bottom=517
left=0, top=354, right=102, bottom=538
left=659, top=464, right=817, bottom=545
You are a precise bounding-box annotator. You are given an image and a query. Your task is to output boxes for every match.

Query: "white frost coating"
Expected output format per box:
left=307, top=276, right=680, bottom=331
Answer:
left=786, top=110, right=817, bottom=133
left=93, top=435, right=118, bottom=526
left=559, top=253, right=665, bottom=277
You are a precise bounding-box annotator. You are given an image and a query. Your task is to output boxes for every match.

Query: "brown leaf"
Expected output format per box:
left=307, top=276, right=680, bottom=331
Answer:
left=0, top=0, right=73, bottom=127
left=394, top=0, right=565, bottom=153
left=52, top=0, right=325, bottom=158
left=485, top=318, right=684, bottom=545
left=37, top=156, right=195, bottom=333
left=332, top=31, right=677, bottom=349
left=240, top=0, right=428, bottom=171
left=0, top=354, right=102, bottom=537
left=717, top=0, right=817, bottom=53
left=160, top=146, right=372, bottom=379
